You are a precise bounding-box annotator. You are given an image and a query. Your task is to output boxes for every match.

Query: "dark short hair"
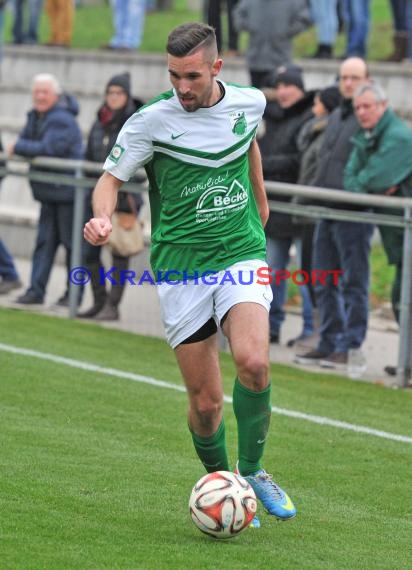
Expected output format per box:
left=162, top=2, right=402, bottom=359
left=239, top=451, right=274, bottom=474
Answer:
left=166, top=22, right=217, bottom=59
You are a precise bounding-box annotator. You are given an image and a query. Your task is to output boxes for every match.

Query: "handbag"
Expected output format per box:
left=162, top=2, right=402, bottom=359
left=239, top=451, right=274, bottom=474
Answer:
left=108, top=196, right=144, bottom=257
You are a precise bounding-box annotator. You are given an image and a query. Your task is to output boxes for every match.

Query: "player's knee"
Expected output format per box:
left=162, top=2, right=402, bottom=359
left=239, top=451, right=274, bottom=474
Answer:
left=237, top=353, right=269, bottom=387
left=192, top=399, right=223, bottom=429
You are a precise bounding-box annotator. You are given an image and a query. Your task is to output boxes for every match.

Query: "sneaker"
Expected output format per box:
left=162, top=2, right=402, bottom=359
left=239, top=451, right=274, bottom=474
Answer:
left=0, top=279, right=22, bottom=294
left=249, top=514, right=261, bottom=529
left=319, top=352, right=348, bottom=370
left=294, top=349, right=330, bottom=365
left=384, top=365, right=397, bottom=376
left=286, top=330, right=314, bottom=348
left=238, top=464, right=296, bottom=520
left=234, top=466, right=261, bottom=529
left=15, top=291, right=43, bottom=305
left=94, top=303, right=119, bottom=321
left=270, top=332, right=280, bottom=344
left=55, top=293, right=69, bottom=307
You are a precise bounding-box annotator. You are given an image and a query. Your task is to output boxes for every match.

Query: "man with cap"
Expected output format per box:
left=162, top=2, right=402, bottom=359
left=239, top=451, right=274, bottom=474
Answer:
left=257, top=64, right=316, bottom=345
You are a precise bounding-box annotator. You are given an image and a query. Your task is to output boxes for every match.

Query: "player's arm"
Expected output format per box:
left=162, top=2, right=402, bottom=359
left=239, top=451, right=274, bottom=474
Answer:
left=248, top=139, right=269, bottom=227
left=83, top=171, right=123, bottom=246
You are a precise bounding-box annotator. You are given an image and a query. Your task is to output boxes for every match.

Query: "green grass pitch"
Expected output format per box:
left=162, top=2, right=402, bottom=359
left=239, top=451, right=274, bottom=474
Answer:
left=0, top=307, right=411, bottom=569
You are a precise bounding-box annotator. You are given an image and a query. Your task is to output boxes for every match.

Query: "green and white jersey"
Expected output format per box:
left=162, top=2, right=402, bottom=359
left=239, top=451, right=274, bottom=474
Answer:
left=104, top=80, right=267, bottom=278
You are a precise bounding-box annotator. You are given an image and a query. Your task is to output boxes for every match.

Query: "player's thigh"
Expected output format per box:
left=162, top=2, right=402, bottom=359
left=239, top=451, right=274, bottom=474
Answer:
left=223, top=301, right=270, bottom=378
left=175, top=334, right=223, bottom=405
left=157, top=280, right=215, bottom=349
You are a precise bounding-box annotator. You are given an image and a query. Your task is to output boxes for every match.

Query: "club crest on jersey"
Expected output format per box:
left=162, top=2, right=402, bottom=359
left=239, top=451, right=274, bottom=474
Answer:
left=230, top=111, right=247, bottom=136
left=109, top=144, right=125, bottom=164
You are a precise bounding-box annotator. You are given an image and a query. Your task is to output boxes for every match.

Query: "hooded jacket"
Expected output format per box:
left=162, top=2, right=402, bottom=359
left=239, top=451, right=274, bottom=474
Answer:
left=14, top=92, right=83, bottom=203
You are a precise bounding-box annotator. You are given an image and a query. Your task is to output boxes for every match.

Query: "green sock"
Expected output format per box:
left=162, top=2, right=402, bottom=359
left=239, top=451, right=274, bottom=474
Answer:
left=233, top=377, right=271, bottom=476
left=190, top=420, right=230, bottom=473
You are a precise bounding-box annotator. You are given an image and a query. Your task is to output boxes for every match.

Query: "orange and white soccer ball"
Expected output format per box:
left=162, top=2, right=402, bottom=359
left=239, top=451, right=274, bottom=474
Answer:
left=189, top=471, right=257, bottom=539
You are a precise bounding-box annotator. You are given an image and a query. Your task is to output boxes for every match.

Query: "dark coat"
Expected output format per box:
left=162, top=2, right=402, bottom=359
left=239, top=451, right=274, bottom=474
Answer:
left=14, top=93, right=83, bottom=203
left=85, top=96, right=145, bottom=214
left=314, top=98, right=361, bottom=203
left=258, top=90, right=315, bottom=238
left=344, top=108, right=412, bottom=264
left=297, top=115, right=329, bottom=186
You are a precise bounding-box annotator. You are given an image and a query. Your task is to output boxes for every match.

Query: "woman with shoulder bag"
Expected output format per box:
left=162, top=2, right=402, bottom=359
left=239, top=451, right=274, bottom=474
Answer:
left=79, top=72, right=145, bottom=321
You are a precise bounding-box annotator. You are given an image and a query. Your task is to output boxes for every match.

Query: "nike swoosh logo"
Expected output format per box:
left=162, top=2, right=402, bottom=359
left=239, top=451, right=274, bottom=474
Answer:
left=257, top=438, right=266, bottom=444
left=171, top=131, right=188, bottom=140
left=282, top=494, right=295, bottom=512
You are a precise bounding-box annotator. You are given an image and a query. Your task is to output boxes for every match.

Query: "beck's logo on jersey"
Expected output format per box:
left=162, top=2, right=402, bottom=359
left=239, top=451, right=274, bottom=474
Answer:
left=229, top=111, right=247, bottom=136
left=195, top=180, right=248, bottom=223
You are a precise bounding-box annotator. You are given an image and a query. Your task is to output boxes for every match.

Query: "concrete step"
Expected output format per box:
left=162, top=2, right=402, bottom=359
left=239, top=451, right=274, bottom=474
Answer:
left=2, top=45, right=412, bottom=133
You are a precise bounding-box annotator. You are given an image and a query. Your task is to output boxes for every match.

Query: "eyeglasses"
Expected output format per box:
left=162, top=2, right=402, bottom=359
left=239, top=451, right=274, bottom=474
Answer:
left=339, top=75, right=365, bottom=81
left=106, top=88, right=127, bottom=96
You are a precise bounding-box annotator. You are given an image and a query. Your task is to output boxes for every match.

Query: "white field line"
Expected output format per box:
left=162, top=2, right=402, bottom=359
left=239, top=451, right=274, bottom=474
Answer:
left=1, top=341, right=411, bottom=445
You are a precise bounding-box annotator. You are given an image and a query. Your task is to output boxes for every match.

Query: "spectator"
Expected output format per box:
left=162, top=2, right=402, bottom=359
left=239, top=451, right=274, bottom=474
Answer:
left=297, top=85, right=342, bottom=187
left=257, top=64, right=315, bottom=345
left=45, top=0, right=74, bottom=47
left=102, top=0, right=146, bottom=51
left=8, top=73, right=83, bottom=306
left=293, top=84, right=341, bottom=347
left=78, top=72, right=145, bottom=321
left=307, top=0, right=338, bottom=59
left=383, top=0, right=409, bottom=62
left=294, top=57, right=374, bottom=370
left=11, top=0, right=43, bottom=45
left=233, top=0, right=312, bottom=88
left=344, top=82, right=412, bottom=376
left=205, top=0, right=239, bottom=55
left=341, top=0, right=371, bottom=58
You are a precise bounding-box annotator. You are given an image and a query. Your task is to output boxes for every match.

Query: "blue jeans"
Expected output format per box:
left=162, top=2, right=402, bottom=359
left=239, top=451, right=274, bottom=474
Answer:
left=12, top=0, right=43, bottom=44
left=312, top=220, right=374, bottom=354
left=0, top=239, right=20, bottom=281
left=27, top=202, right=74, bottom=300
left=110, top=0, right=146, bottom=49
left=266, top=236, right=314, bottom=336
left=341, top=0, right=370, bottom=57
left=391, top=0, right=407, bottom=31
left=310, top=0, right=338, bottom=45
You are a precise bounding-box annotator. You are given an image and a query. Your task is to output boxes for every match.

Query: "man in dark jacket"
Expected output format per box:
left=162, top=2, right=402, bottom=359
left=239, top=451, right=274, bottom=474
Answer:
left=344, top=81, right=412, bottom=375
left=8, top=73, right=83, bottom=305
left=258, top=64, right=315, bottom=345
left=295, top=57, right=373, bottom=370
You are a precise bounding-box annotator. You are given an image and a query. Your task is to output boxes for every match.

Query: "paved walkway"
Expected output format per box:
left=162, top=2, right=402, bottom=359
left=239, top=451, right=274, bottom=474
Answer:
left=0, top=255, right=403, bottom=388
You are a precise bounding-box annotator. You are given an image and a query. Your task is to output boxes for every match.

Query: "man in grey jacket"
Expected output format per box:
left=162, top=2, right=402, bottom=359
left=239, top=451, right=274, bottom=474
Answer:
left=233, top=0, right=312, bottom=88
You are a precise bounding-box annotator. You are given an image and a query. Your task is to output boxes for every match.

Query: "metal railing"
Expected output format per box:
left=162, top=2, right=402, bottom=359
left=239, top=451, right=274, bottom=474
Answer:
left=1, top=154, right=411, bottom=388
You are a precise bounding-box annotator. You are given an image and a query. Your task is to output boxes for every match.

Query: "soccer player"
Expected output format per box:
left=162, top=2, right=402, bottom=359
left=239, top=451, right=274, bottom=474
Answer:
left=84, top=21, right=296, bottom=525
